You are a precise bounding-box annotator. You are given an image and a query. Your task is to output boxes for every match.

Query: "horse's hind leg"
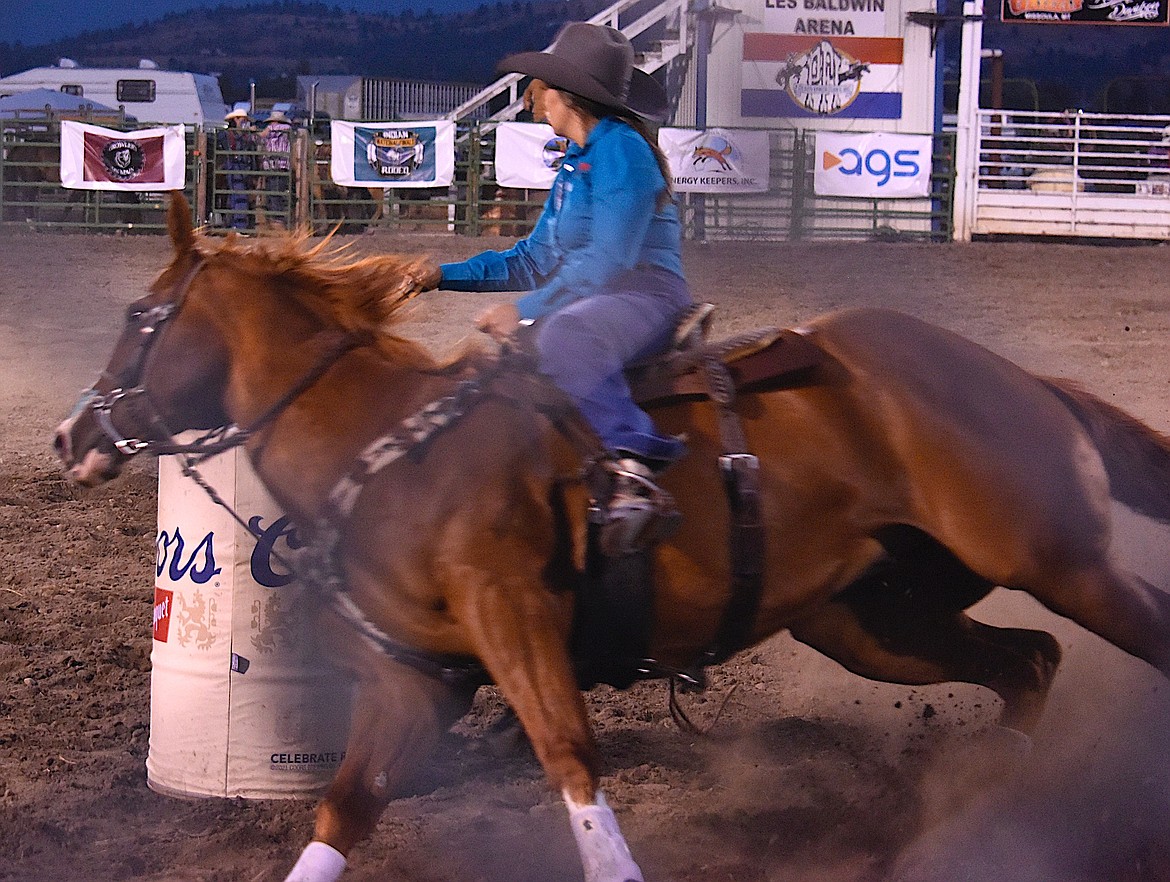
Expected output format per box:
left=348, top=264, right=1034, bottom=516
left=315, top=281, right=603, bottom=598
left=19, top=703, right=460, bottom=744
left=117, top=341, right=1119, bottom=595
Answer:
left=791, top=595, right=1061, bottom=734
left=1027, top=561, right=1170, bottom=678
left=283, top=659, right=475, bottom=882
left=789, top=531, right=1062, bottom=733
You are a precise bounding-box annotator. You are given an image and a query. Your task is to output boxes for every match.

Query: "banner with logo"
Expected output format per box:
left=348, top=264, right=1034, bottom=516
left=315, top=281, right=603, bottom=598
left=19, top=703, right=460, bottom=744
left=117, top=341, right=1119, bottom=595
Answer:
left=330, top=120, right=454, bottom=188
left=494, top=122, right=569, bottom=189
left=742, top=33, right=904, bottom=119
left=814, top=131, right=932, bottom=198
left=60, top=121, right=186, bottom=190
left=1002, top=0, right=1167, bottom=24
left=658, top=128, right=770, bottom=193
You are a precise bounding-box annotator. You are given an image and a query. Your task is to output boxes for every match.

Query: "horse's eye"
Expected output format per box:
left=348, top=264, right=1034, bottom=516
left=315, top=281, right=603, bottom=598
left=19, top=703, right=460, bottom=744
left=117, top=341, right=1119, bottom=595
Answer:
left=126, top=305, right=147, bottom=322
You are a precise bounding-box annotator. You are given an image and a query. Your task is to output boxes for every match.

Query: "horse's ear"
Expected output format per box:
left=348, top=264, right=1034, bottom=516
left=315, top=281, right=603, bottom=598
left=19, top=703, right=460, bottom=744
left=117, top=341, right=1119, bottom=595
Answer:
left=167, top=192, right=196, bottom=256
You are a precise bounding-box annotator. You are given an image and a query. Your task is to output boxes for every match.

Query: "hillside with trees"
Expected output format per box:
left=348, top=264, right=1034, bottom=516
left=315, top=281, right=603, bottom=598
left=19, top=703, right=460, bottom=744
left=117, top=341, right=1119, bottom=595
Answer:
left=0, top=1, right=610, bottom=100
left=1, top=0, right=1167, bottom=111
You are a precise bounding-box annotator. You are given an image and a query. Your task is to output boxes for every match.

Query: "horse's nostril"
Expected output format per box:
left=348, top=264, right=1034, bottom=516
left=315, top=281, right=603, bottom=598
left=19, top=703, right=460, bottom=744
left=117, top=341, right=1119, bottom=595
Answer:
left=52, top=430, right=68, bottom=458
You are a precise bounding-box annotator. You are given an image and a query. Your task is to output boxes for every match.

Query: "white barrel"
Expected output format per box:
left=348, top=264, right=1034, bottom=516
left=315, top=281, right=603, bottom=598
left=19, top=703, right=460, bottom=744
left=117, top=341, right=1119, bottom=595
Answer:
left=148, top=446, right=352, bottom=798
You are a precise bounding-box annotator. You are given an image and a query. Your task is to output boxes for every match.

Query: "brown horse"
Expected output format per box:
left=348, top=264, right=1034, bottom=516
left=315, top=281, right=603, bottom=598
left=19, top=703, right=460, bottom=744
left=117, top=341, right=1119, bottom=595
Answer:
left=54, top=194, right=1170, bottom=882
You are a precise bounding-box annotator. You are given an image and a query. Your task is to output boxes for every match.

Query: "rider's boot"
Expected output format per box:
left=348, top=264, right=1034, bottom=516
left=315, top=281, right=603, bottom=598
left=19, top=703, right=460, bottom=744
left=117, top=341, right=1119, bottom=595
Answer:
left=598, top=456, right=682, bottom=557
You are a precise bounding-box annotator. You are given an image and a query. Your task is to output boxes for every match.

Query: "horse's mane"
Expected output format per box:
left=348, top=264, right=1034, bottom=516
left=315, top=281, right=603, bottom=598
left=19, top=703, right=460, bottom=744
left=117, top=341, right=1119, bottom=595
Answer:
left=193, top=230, right=483, bottom=370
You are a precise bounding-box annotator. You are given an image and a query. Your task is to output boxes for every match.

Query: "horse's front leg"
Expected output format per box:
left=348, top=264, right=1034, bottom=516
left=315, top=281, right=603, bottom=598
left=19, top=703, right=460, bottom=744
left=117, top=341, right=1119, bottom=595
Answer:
left=450, top=561, right=645, bottom=882
left=283, top=657, right=475, bottom=882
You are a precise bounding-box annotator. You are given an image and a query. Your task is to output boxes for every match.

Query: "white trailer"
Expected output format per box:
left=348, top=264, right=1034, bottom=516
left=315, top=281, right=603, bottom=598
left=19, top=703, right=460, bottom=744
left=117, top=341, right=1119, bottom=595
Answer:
left=0, top=59, right=227, bottom=126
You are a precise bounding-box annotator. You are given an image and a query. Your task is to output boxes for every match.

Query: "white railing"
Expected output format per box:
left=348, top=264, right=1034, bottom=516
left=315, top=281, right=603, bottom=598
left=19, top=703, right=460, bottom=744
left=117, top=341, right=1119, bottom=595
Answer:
left=969, top=109, right=1170, bottom=239
left=976, top=109, right=1170, bottom=196
left=445, top=0, right=690, bottom=124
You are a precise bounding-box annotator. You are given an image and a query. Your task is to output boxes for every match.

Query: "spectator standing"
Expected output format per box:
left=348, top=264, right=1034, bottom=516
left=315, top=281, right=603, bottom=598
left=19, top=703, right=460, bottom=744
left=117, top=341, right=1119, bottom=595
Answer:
left=260, top=109, right=293, bottom=226
left=218, top=107, right=256, bottom=230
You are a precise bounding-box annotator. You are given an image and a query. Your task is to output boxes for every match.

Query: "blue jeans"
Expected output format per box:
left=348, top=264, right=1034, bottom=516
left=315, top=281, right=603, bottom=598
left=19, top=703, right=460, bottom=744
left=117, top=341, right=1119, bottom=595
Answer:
left=534, top=266, right=692, bottom=465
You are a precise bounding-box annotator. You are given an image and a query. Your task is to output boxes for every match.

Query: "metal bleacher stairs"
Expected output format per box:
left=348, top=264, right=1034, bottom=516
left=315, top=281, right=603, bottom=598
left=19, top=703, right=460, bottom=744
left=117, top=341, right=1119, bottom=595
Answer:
left=444, top=0, right=692, bottom=125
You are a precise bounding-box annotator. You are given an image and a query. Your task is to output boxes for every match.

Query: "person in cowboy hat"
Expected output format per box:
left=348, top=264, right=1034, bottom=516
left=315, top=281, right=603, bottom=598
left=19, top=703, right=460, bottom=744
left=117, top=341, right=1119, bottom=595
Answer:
left=218, top=107, right=256, bottom=229
left=414, top=22, right=692, bottom=551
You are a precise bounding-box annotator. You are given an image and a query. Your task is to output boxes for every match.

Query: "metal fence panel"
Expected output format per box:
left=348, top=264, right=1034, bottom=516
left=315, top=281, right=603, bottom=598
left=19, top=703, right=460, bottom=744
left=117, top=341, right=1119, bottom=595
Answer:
left=1, top=117, right=200, bottom=232
left=3, top=121, right=955, bottom=240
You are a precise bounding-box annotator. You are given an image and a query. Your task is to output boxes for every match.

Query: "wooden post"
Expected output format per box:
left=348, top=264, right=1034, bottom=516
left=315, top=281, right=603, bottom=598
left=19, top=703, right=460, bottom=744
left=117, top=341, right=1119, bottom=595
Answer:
left=293, top=129, right=310, bottom=230
left=194, top=128, right=208, bottom=224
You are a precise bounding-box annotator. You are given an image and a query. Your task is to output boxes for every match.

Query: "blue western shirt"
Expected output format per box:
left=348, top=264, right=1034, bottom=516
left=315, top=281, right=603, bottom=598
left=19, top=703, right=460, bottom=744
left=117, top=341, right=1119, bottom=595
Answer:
left=439, top=116, right=684, bottom=320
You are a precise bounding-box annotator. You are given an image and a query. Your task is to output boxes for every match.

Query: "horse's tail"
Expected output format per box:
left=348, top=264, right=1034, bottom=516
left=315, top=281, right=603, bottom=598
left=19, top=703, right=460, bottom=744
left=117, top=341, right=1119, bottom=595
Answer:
left=1041, top=376, right=1170, bottom=523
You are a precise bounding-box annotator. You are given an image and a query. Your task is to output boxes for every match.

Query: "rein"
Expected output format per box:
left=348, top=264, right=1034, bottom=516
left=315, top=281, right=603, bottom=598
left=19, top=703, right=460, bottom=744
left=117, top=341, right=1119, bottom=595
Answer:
left=85, top=255, right=496, bottom=684
left=87, top=256, right=374, bottom=461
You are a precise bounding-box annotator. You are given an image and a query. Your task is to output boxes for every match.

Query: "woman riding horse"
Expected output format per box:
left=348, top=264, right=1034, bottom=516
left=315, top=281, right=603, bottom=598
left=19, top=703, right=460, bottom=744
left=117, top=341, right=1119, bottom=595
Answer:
left=413, top=24, right=691, bottom=552
left=54, top=194, right=1170, bottom=882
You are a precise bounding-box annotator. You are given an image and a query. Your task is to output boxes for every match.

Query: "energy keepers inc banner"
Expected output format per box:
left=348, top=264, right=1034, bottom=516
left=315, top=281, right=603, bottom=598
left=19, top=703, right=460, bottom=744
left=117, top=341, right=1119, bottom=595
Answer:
left=330, top=120, right=455, bottom=188
left=494, top=122, right=569, bottom=189
left=658, top=128, right=770, bottom=193
left=60, top=121, right=186, bottom=190
left=814, top=131, right=933, bottom=198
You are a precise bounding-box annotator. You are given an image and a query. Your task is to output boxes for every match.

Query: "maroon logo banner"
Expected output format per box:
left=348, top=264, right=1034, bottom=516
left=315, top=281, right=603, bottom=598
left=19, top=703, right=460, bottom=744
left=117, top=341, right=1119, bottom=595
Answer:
left=83, top=132, right=166, bottom=184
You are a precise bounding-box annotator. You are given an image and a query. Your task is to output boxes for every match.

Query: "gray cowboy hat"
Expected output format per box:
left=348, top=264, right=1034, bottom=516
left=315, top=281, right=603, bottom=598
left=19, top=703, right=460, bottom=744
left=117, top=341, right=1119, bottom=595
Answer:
left=496, top=22, right=669, bottom=122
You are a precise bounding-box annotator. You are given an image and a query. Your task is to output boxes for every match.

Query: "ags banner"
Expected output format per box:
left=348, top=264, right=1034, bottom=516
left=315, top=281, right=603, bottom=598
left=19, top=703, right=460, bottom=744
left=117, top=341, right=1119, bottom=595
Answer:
left=330, top=120, right=455, bottom=188
left=658, top=128, right=770, bottom=193
left=495, top=122, right=568, bottom=189
left=814, top=131, right=932, bottom=198
left=60, top=121, right=186, bottom=191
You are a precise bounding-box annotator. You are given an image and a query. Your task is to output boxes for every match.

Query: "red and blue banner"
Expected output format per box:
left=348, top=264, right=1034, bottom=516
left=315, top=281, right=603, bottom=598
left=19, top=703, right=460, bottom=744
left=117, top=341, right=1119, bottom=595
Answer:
left=741, top=33, right=904, bottom=119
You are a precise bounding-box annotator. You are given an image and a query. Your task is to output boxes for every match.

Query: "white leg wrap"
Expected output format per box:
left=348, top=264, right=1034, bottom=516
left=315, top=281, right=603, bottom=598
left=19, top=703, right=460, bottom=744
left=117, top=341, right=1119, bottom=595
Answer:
left=283, top=841, right=347, bottom=882
left=564, top=790, right=645, bottom=882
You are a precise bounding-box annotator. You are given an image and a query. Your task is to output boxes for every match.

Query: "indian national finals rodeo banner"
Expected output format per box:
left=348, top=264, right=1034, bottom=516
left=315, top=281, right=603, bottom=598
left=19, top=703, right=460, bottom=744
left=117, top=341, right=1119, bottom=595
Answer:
left=330, top=120, right=455, bottom=188
left=60, top=121, right=186, bottom=190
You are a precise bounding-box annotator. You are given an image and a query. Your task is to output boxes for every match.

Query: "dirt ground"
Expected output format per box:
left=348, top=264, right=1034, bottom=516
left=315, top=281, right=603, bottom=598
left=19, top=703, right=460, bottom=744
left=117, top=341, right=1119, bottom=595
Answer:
left=2, top=225, right=1170, bottom=882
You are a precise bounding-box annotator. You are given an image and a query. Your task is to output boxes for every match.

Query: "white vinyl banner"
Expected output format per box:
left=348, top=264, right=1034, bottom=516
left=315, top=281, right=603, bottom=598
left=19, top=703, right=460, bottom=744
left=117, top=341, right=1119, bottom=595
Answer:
left=658, top=128, right=770, bottom=193
left=60, top=121, right=186, bottom=191
left=494, top=122, right=568, bottom=189
left=814, top=131, right=933, bottom=198
left=330, top=119, right=455, bottom=188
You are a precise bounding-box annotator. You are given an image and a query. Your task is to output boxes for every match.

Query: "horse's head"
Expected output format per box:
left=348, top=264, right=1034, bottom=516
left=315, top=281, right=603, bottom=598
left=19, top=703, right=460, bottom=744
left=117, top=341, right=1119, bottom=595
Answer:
left=54, top=194, right=232, bottom=486
left=55, top=193, right=445, bottom=487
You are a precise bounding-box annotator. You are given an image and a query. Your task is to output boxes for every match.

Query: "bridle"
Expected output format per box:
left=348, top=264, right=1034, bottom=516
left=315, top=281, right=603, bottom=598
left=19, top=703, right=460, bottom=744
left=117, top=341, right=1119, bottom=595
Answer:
left=77, top=253, right=494, bottom=684
left=82, top=256, right=370, bottom=461
left=82, top=258, right=202, bottom=457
